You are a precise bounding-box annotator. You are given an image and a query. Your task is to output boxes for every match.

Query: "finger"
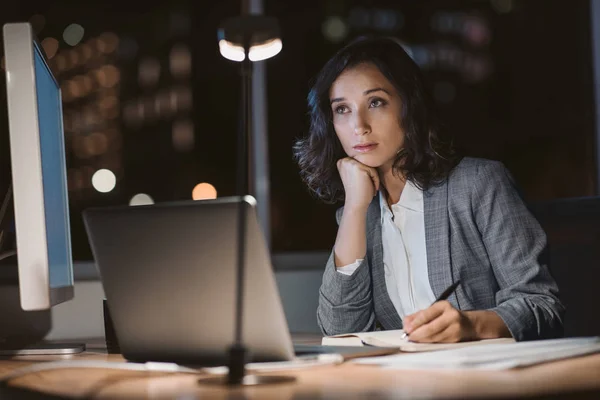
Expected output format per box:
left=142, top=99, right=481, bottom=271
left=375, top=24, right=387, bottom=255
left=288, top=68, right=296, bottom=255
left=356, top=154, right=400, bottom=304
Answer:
left=407, top=312, right=451, bottom=343
left=358, top=165, right=379, bottom=191
left=403, top=312, right=419, bottom=332
left=337, top=157, right=352, bottom=173
left=406, top=301, right=448, bottom=333
left=362, top=167, right=379, bottom=192
left=371, top=169, right=380, bottom=192
left=434, top=324, right=462, bottom=343
left=421, top=324, right=458, bottom=344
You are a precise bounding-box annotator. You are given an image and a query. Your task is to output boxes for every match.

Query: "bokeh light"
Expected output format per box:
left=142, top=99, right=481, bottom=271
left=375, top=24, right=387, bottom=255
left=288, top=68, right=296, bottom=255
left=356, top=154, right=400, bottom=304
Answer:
left=169, top=44, right=192, bottom=78
left=63, top=24, right=85, bottom=46
left=92, top=169, right=116, bottom=193
left=322, top=16, right=348, bottom=43
left=95, top=65, right=120, bottom=88
left=97, top=32, right=119, bottom=54
left=192, top=183, right=217, bottom=200
left=41, top=37, right=59, bottom=59
left=129, top=193, right=154, bottom=206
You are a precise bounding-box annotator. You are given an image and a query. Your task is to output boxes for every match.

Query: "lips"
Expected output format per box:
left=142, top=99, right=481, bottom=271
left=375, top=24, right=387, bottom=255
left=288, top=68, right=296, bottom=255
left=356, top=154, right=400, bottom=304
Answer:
left=353, top=143, right=378, bottom=153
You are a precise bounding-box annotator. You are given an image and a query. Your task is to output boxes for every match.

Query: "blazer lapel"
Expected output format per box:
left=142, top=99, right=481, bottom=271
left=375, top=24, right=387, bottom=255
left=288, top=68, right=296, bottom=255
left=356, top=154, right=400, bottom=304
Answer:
left=368, top=196, right=403, bottom=329
left=424, top=181, right=458, bottom=308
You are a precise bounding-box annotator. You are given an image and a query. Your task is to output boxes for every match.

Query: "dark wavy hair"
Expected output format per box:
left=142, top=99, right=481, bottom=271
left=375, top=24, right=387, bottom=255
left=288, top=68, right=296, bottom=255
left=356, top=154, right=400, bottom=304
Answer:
left=293, top=36, right=461, bottom=204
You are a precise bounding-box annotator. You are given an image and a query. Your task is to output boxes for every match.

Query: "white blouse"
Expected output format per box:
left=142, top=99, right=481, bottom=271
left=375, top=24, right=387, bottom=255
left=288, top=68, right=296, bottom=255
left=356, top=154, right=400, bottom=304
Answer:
left=336, top=180, right=436, bottom=318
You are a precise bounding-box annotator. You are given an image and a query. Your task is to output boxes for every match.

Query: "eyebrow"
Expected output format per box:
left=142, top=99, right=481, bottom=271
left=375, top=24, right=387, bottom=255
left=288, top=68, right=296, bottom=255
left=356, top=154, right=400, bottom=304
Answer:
left=330, top=87, right=391, bottom=104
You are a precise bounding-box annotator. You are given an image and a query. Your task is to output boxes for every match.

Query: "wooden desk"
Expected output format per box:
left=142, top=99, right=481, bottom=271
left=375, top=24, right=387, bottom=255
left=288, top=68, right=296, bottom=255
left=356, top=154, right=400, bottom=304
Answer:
left=1, top=347, right=600, bottom=399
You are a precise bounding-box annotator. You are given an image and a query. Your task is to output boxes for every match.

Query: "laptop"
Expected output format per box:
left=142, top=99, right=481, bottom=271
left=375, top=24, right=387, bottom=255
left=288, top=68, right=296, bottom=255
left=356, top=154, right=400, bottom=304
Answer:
left=83, top=196, right=387, bottom=366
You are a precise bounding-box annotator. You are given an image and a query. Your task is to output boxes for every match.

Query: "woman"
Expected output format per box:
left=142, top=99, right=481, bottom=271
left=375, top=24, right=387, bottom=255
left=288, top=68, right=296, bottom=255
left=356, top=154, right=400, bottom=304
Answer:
left=293, top=36, right=564, bottom=343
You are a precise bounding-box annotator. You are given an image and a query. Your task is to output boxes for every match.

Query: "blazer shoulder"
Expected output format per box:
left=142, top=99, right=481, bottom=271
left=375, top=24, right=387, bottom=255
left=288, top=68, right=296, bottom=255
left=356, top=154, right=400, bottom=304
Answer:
left=449, top=157, right=507, bottom=182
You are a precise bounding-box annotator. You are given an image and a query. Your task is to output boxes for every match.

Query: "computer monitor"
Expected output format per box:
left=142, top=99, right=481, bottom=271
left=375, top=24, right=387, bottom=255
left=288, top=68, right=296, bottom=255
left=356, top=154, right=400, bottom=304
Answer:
left=0, top=22, right=82, bottom=354
left=0, top=23, right=84, bottom=355
left=2, top=22, right=74, bottom=310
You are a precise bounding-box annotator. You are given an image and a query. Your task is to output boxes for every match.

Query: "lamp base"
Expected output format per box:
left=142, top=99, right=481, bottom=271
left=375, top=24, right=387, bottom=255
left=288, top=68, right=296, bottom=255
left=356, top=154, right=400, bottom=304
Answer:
left=198, top=374, right=296, bottom=386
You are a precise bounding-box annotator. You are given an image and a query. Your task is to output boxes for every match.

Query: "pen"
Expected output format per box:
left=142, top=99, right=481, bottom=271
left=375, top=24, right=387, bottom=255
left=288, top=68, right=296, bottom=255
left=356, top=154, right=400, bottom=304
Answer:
left=400, top=280, right=461, bottom=339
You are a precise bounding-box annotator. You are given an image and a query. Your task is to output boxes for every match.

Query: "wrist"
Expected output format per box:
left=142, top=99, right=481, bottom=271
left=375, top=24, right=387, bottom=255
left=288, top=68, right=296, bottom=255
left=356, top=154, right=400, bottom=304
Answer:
left=343, top=202, right=370, bottom=215
left=465, top=310, right=511, bottom=340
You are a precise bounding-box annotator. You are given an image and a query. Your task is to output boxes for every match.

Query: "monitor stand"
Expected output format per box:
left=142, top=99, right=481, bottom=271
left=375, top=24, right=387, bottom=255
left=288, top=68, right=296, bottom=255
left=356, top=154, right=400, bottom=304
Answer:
left=0, top=257, right=85, bottom=356
left=0, top=341, right=85, bottom=356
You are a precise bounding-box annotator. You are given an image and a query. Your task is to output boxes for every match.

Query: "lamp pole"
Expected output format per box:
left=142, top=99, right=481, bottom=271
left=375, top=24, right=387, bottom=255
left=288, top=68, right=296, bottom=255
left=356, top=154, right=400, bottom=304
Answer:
left=198, top=8, right=291, bottom=387
left=228, top=45, right=253, bottom=386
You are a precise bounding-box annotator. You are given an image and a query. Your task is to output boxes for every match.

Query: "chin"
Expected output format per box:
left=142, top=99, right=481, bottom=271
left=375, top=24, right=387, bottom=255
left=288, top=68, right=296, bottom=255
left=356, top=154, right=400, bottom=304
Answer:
left=353, top=154, right=385, bottom=169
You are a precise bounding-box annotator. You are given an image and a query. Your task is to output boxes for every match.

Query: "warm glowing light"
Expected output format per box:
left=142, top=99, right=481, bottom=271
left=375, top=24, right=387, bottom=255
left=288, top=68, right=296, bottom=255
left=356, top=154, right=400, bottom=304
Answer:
left=129, top=193, right=154, bottom=206
left=41, top=37, right=59, bottom=59
left=92, top=169, right=116, bottom=193
left=96, top=65, right=120, bottom=88
left=97, top=32, right=119, bottom=54
left=192, top=183, right=217, bottom=200
left=249, top=38, right=282, bottom=61
left=219, top=39, right=245, bottom=62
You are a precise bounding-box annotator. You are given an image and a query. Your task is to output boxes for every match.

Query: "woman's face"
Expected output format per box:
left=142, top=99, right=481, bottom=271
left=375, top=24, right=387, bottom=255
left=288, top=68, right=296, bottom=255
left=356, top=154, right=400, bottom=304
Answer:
left=329, top=62, right=405, bottom=170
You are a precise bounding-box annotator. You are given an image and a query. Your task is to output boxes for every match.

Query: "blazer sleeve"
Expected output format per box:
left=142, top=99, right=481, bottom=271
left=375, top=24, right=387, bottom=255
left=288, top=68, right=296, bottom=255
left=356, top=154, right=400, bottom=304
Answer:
left=317, top=207, right=376, bottom=336
left=472, top=161, right=565, bottom=341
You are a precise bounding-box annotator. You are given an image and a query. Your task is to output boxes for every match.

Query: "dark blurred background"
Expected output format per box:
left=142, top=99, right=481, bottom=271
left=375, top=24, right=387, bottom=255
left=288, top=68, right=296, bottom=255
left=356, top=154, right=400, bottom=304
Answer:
left=1, top=0, right=597, bottom=262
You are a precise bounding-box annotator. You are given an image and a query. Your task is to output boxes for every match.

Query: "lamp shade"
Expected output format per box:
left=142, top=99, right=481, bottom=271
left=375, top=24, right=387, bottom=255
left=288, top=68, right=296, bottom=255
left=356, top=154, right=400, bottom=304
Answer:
left=217, top=15, right=282, bottom=62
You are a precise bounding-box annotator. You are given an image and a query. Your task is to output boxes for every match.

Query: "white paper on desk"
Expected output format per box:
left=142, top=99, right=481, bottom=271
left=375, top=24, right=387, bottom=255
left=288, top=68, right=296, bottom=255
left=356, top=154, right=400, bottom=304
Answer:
left=353, top=337, right=600, bottom=370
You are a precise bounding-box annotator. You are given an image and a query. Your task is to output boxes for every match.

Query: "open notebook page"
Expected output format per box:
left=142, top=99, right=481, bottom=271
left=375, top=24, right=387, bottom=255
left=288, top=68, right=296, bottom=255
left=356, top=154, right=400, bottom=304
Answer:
left=322, top=329, right=515, bottom=352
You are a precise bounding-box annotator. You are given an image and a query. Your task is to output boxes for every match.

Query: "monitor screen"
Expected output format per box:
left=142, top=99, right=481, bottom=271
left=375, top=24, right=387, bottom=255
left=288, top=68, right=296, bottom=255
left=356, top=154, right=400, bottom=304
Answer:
left=33, top=42, right=73, bottom=289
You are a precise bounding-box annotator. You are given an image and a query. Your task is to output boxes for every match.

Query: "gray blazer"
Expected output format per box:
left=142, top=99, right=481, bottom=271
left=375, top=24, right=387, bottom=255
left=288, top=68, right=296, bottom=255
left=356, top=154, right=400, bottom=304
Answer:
left=317, top=157, right=564, bottom=341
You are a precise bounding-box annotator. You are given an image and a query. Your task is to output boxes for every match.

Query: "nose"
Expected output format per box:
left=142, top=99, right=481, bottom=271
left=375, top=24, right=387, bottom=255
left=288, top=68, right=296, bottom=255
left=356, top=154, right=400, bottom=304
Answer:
left=352, top=109, right=371, bottom=136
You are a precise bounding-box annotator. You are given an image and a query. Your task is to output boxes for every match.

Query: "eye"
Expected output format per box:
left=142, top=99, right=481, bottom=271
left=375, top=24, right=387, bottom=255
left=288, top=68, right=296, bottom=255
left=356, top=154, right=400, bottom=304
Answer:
left=369, top=98, right=386, bottom=108
left=334, top=105, right=349, bottom=114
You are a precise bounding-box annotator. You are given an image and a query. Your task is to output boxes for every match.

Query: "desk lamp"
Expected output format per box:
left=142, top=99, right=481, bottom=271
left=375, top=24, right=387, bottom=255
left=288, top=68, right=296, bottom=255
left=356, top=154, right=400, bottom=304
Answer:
left=198, top=8, right=293, bottom=387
